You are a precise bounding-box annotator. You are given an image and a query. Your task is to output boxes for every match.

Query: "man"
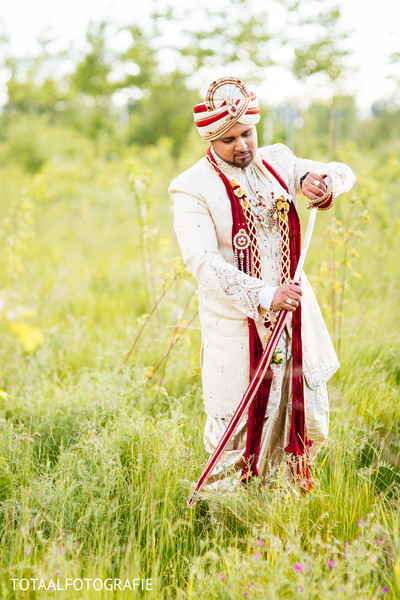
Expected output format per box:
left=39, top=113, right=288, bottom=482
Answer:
left=169, top=76, right=355, bottom=490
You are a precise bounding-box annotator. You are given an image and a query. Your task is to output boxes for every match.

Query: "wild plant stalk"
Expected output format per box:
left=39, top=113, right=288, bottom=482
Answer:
left=330, top=236, right=337, bottom=346
left=156, top=289, right=198, bottom=385
left=337, top=210, right=352, bottom=355
left=319, top=197, right=367, bottom=354
left=0, top=175, right=46, bottom=352
left=148, top=308, right=199, bottom=384
left=123, top=257, right=191, bottom=366
left=3, top=178, right=38, bottom=282
left=123, top=273, right=178, bottom=366
left=128, top=164, right=157, bottom=305
left=148, top=310, right=199, bottom=381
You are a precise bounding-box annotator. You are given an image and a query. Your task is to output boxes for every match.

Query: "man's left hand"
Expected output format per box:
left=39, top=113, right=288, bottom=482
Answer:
left=301, top=172, right=327, bottom=200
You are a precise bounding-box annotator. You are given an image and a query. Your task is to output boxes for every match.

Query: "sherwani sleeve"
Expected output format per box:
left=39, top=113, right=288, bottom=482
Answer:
left=292, top=154, right=356, bottom=197
left=261, top=143, right=356, bottom=199
left=170, top=187, right=270, bottom=321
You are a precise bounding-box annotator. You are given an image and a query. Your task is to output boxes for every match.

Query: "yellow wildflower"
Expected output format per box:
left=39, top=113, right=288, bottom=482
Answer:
left=10, top=322, right=44, bottom=352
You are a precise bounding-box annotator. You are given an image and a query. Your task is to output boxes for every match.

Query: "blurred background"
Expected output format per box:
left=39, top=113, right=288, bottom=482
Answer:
left=1, top=0, right=400, bottom=165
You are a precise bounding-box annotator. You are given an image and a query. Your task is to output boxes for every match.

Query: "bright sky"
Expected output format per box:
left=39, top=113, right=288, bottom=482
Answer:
left=1, top=0, right=399, bottom=112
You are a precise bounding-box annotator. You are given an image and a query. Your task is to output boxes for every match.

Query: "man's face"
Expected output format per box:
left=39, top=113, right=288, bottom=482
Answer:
left=212, top=122, right=258, bottom=168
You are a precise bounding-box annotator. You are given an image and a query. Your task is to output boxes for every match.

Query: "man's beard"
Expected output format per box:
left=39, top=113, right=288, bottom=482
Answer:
left=231, top=150, right=254, bottom=168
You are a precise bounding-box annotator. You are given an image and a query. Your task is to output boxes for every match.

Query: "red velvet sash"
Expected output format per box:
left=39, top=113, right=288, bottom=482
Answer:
left=261, top=161, right=312, bottom=467
left=206, top=148, right=312, bottom=483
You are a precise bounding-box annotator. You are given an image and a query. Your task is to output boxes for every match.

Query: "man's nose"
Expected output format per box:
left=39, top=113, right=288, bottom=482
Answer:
left=235, top=137, right=248, bottom=152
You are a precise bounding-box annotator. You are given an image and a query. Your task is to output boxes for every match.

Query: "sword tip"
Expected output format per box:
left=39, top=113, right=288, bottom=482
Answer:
left=187, top=492, right=197, bottom=508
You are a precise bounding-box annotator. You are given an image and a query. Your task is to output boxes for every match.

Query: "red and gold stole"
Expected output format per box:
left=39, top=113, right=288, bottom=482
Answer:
left=206, top=147, right=312, bottom=483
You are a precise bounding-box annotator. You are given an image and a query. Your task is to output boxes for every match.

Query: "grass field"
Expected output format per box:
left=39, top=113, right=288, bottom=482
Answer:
left=0, top=133, right=399, bottom=599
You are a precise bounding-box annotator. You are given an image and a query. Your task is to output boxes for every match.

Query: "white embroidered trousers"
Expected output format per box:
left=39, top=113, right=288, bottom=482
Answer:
left=203, top=353, right=329, bottom=490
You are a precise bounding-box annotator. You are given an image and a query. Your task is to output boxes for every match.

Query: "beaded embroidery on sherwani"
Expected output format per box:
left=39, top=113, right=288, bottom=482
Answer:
left=209, top=147, right=293, bottom=331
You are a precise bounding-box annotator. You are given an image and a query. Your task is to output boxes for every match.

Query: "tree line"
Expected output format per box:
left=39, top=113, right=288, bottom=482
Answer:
left=0, top=0, right=399, bottom=168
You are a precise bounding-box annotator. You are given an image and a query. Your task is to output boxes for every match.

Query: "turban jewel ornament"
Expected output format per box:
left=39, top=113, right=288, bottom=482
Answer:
left=193, top=76, right=261, bottom=141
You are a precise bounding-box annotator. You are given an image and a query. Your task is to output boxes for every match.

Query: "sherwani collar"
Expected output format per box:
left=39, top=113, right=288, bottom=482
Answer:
left=210, top=146, right=292, bottom=205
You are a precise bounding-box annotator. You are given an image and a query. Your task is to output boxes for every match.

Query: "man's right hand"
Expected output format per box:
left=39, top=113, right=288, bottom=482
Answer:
left=271, top=283, right=302, bottom=312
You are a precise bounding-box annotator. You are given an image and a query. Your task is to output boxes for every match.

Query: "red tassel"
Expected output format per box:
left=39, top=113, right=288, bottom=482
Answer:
left=286, top=452, right=314, bottom=492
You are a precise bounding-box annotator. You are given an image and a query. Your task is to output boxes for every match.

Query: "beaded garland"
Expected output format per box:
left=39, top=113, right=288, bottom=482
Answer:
left=205, top=149, right=337, bottom=334
left=232, top=228, right=251, bottom=272
left=228, top=175, right=291, bottom=330
left=205, top=149, right=293, bottom=332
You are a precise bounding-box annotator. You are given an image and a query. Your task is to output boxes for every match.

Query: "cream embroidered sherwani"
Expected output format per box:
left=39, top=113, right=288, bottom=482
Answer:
left=169, top=143, right=356, bottom=483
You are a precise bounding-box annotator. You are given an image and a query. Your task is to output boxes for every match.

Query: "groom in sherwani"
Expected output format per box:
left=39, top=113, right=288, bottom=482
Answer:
left=169, top=76, right=355, bottom=489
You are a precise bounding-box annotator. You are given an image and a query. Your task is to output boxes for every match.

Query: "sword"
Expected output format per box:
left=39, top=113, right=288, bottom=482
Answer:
left=187, top=206, right=318, bottom=507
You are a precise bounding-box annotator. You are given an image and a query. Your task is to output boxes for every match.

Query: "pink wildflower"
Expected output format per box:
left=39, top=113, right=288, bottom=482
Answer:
left=253, top=551, right=262, bottom=559
left=243, top=593, right=248, bottom=598
left=382, top=588, right=389, bottom=594
left=358, top=519, right=365, bottom=527
left=247, top=582, right=254, bottom=589
left=376, top=539, right=382, bottom=546
left=344, top=542, right=349, bottom=548
left=218, top=574, right=226, bottom=580
left=59, top=547, right=65, bottom=554
left=328, top=559, right=336, bottom=569
left=256, top=539, right=264, bottom=547
left=294, top=563, right=303, bottom=572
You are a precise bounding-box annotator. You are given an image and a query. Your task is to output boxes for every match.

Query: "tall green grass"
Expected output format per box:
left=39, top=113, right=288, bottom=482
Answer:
left=0, top=136, right=399, bottom=598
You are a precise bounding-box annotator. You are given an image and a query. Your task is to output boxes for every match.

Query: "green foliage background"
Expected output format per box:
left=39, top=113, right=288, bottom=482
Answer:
left=0, top=4, right=399, bottom=598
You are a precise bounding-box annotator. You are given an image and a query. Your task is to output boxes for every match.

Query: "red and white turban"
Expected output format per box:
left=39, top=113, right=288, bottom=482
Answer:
left=193, top=77, right=261, bottom=141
